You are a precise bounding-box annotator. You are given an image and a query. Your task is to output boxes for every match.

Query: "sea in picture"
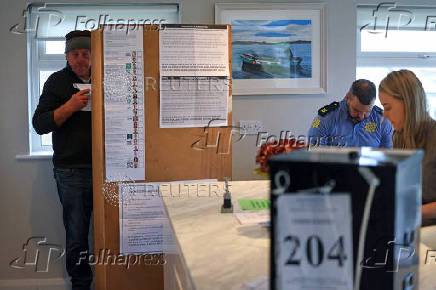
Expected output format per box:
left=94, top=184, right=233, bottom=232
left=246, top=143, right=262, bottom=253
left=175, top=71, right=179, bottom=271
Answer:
left=231, top=20, right=312, bottom=79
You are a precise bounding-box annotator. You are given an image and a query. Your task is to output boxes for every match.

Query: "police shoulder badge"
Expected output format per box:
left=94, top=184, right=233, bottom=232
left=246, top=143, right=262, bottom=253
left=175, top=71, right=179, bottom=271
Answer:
left=318, top=101, right=339, bottom=117
left=312, top=117, right=320, bottom=128
left=365, top=121, right=376, bottom=133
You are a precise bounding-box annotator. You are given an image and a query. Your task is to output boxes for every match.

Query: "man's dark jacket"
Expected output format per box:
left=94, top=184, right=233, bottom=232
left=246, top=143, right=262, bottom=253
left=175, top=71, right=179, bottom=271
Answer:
left=32, top=63, right=91, bottom=168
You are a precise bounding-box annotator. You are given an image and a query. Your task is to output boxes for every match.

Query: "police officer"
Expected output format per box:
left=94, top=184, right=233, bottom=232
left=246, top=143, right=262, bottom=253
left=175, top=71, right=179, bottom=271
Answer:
left=308, top=79, right=393, bottom=148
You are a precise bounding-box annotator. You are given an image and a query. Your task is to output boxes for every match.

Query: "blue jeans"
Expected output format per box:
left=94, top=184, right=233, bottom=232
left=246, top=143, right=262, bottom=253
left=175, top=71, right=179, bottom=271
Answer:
left=53, top=167, right=93, bottom=290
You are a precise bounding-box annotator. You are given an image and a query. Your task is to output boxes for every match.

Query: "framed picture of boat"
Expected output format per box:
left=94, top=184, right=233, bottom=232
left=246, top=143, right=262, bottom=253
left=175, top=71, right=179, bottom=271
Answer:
left=215, top=3, right=326, bottom=95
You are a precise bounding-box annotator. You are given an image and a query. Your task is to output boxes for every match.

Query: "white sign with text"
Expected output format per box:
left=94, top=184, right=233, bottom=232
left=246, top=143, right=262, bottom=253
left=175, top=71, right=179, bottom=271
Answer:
left=275, top=194, right=353, bottom=290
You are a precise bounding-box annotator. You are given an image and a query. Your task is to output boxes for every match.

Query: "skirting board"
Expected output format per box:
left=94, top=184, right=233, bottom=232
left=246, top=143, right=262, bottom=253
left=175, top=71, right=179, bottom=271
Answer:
left=0, top=278, right=71, bottom=290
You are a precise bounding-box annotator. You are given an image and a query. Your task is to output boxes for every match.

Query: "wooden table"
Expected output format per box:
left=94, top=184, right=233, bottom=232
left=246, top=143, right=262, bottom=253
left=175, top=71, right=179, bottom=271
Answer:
left=163, top=180, right=436, bottom=290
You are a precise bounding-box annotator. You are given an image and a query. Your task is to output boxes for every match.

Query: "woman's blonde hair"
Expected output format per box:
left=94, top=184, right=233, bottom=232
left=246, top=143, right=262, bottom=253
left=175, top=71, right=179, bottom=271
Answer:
left=379, top=69, right=431, bottom=149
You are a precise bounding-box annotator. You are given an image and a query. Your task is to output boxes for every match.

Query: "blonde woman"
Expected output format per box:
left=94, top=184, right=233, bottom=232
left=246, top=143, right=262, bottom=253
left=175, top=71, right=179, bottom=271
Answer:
left=379, top=69, right=436, bottom=226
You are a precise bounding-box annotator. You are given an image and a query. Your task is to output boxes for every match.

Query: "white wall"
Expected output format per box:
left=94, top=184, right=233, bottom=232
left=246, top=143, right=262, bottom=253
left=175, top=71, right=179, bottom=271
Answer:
left=0, top=0, right=356, bottom=288
left=233, top=0, right=356, bottom=180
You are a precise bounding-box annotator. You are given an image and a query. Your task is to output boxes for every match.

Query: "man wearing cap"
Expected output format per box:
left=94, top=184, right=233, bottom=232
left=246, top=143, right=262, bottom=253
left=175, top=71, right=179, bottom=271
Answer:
left=33, top=30, right=93, bottom=290
left=308, top=79, right=393, bottom=148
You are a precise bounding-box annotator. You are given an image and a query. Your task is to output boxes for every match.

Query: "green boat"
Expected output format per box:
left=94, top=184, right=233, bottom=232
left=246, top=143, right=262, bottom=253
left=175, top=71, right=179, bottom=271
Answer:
left=240, top=53, right=280, bottom=66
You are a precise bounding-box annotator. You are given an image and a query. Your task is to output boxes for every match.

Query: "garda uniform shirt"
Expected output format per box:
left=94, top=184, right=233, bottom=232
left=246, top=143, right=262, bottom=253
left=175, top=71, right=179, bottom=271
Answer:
left=308, top=98, right=393, bottom=148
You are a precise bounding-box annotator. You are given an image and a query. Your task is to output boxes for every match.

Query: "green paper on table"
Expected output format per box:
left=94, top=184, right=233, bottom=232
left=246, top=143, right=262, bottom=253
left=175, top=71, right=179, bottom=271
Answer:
left=238, top=199, right=270, bottom=210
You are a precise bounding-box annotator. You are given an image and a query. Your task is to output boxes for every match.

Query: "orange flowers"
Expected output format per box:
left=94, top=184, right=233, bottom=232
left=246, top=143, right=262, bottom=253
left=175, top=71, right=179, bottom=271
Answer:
left=255, top=139, right=306, bottom=173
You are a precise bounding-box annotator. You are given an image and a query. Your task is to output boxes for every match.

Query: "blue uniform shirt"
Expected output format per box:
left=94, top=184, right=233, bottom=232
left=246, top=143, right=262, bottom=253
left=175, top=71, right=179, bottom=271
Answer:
left=308, top=98, right=393, bottom=148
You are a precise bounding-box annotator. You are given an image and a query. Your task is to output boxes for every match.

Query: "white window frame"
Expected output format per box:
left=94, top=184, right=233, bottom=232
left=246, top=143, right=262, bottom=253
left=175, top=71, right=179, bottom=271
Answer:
left=26, top=2, right=180, bottom=155
left=356, top=29, right=436, bottom=68
left=28, top=35, right=66, bottom=154
left=356, top=4, right=436, bottom=119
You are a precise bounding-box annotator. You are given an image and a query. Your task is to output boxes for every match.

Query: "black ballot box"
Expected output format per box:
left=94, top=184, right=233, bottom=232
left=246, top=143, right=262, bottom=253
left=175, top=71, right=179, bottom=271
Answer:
left=269, top=147, right=423, bottom=290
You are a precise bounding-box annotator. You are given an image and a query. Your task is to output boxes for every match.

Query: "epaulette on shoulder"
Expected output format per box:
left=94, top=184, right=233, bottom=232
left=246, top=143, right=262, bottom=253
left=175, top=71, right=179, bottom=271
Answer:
left=318, top=101, right=339, bottom=117
left=373, top=105, right=383, bottom=115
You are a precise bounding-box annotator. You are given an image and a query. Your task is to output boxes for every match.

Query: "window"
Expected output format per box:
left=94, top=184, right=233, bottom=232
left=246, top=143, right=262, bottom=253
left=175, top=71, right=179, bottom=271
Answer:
left=356, top=4, right=436, bottom=119
left=27, top=3, right=180, bottom=154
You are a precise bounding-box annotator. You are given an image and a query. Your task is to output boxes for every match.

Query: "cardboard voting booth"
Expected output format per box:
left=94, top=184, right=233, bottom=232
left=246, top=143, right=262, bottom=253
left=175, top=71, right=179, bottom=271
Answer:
left=90, top=24, right=232, bottom=290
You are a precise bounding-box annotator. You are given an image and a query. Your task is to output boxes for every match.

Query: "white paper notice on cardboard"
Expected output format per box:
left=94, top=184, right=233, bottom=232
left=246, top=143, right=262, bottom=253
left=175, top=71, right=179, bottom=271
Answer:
left=73, top=83, right=91, bottom=111
left=118, top=183, right=177, bottom=255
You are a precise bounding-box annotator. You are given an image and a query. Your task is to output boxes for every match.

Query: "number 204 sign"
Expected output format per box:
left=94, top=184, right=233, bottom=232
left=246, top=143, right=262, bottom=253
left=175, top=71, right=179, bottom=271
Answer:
left=275, top=194, right=353, bottom=290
